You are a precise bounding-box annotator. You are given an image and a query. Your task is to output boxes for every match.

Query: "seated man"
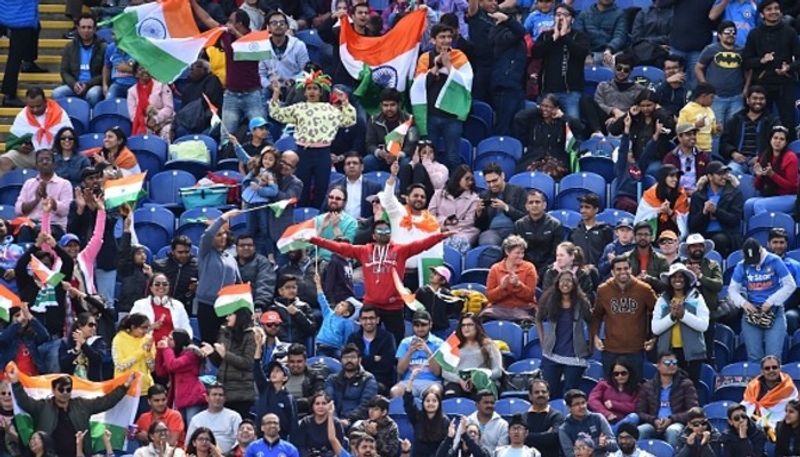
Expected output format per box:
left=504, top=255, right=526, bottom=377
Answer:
left=185, top=383, right=242, bottom=454
left=654, top=55, right=690, bottom=118
left=742, top=355, right=799, bottom=432
left=609, top=423, right=648, bottom=457
left=346, top=306, right=397, bottom=394
left=558, top=389, right=618, bottom=457
left=496, top=414, right=541, bottom=457
left=14, top=148, right=73, bottom=241
left=267, top=274, right=319, bottom=345
left=226, top=419, right=257, bottom=457
left=283, top=343, right=325, bottom=416
left=637, top=351, right=699, bottom=448
left=475, top=162, right=528, bottom=246
left=512, top=189, right=562, bottom=275
left=52, top=13, right=106, bottom=107
left=389, top=310, right=443, bottom=398
left=720, top=403, right=767, bottom=456
left=324, top=344, right=379, bottom=429
left=135, top=385, right=184, bottom=447
left=468, top=390, right=510, bottom=451
left=574, top=0, right=627, bottom=65
left=592, top=55, right=644, bottom=131
left=687, top=161, right=744, bottom=257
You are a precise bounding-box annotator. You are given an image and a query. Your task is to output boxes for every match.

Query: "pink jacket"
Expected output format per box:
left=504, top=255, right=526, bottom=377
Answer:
left=428, top=188, right=480, bottom=245
left=587, top=378, right=640, bottom=421
left=156, top=347, right=206, bottom=410
left=42, top=208, right=105, bottom=294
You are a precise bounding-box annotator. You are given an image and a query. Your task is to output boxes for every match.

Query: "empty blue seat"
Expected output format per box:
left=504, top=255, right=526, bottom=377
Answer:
left=522, top=339, right=542, bottom=359
left=713, top=384, right=746, bottom=402
left=0, top=205, right=14, bottom=220
left=363, top=171, right=390, bottom=187
left=78, top=133, right=104, bottom=151
left=459, top=268, right=490, bottom=285
left=734, top=173, right=759, bottom=201
left=508, top=172, right=556, bottom=204
left=463, top=115, right=491, bottom=149
left=133, top=149, right=164, bottom=180
left=719, top=361, right=761, bottom=378
left=473, top=151, right=516, bottom=178
left=508, top=358, right=541, bottom=373
left=579, top=137, right=615, bottom=158
left=584, top=360, right=604, bottom=380
left=483, top=320, right=524, bottom=359
left=477, top=136, right=523, bottom=160
left=495, top=398, right=530, bottom=418
left=128, top=134, right=168, bottom=163
left=134, top=207, right=175, bottom=237
left=549, top=398, right=568, bottom=414
left=746, top=211, right=795, bottom=247
left=547, top=209, right=582, bottom=239
left=89, top=98, right=131, bottom=135
left=470, top=101, right=495, bottom=131
left=584, top=66, right=613, bottom=95
left=275, top=135, right=297, bottom=152
left=56, top=97, right=91, bottom=134
left=181, top=208, right=222, bottom=226
left=636, top=440, right=673, bottom=457
left=392, top=414, right=414, bottom=441
left=443, top=245, right=463, bottom=284
left=473, top=170, right=487, bottom=190
left=450, top=283, right=487, bottom=294
left=465, top=245, right=503, bottom=270
left=555, top=171, right=607, bottom=211
left=148, top=170, right=197, bottom=208
left=579, top=156, right=615, bottom=182
left=294, top=207, right=320, bottom=223
left=0, top=169, right=37, bottom=187
left=442, top=398, right=476, bottom=416
left=134, top=221, right=171, bottom=253
left=596, top=209, right=635, bottom=226
left=714, top=323, right=736, bottom=350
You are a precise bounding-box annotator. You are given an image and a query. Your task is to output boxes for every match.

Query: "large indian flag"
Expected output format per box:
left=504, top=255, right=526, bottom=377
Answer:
left=29, top=256, right=64, bottom=287
left=233, top=30, right=271, bottom=61
left=214, top=283, right=254, bottom=317
left=8, top=363, right=141, bottom=452
left=277, top=219, right=317, bottom=253
left=0, top=285, right=20, bottom=322
left=104, top=172, right=147, bottom=209
left=409, top=50, right=473, bottom=136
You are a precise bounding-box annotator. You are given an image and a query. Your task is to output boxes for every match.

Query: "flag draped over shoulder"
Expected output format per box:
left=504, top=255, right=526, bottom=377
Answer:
left=8, top=363, right=141, bottom=452
left=103, top=0, right=225, bottom=83
left=409, top=50, right=473, bottom=136
left=743, top=372, right=798, bottom=431
left=340, top=9, right=427, bottom=112
left=634, top=186, right=689, bottom=237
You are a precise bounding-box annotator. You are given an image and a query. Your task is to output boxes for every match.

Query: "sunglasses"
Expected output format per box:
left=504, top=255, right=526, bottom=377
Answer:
left=615, top=65, right=631, bottom=73
left=57, top=386, right=72, bottom=394
left=375, top=229, right=391, bottom=236
left=60, top=136, right=75, bottom=141
left=689, top=420, right=707, bottom=427
left=152, top=282, right=169, bottom=287
left=612, top=371, right=629, bottom=377
left=731, top=414, right=747, bottom=421
left=659, top=239, right=676, bottom=245
left=264, top=323, right=280, bottom=328
left=661, top=359, right=679, bottom=366
left=763, top=365, right=780, bottom=371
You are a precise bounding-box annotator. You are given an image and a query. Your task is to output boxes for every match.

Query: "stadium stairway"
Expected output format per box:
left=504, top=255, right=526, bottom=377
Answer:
left=0, top=0, right=71, bottom=152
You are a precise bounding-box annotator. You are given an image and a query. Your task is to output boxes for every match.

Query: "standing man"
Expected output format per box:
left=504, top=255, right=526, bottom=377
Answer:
left=680, top=233, right=724, bottom=363
left=364, top=89, right=417, bottom=173
left=487, top=7, right=526, bottom=135
left=330, top=153, right=382, bottom=219
left=235, top=234, right=276, bottom=310
left=570, top=192, right=614, bottom=267
left=0, top=0, right=41, bottom=107
left=695, top=20, right=748, bottom=126
left=315, top=187, right=358, bottom=262
left=709, top=0, right=759, bottom=47
left=257, top=11, right=309, bottom=93
left=767, top=228, right=800, bottom=335
left=466, top=0, right=498, bottom=103
left=591, top=256, right=657, bottom=380
left=153, top=235, right=199, bottom=312
left=525, top=379, right=565, bottom=457
left=52, top=13, right=106, bottom=107
left=665, top=0, right=716, bottom=90
left=513, top=189, right=563, bottom=275
left=467, top=390, right=509, bottom=451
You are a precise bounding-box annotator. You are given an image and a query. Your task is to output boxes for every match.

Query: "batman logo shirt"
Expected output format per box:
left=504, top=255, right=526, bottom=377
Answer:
left=714, top=51, right=743, bottom=69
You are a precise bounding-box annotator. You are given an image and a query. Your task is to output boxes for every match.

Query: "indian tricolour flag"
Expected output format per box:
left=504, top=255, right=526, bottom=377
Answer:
left=104, top=173, right=147, bottom=209
left=392, top=269, right=424, bottom=312
left=202, top=93, right=221, bottom=130
left=104, top=0, right=226, bottom=83
left=277, top=219, right=317, bottom=253
left=29, top=256, right=64, bottom=287
left=566, top=124, right=579, bottom=172
left=232, top=30, right=271, bottom=61
left=409, top=50, right=473, bottom=136
left=214, top=283, right=254, bottom=317
left=8, top=362, right=141, bottom=452
left=432, top=333, right=461, bottom=374
left=267, top=197, right=297, bottom=218
left=385, top=116, right=413, bottom=158
left=0, top=286, right=20, bottom=322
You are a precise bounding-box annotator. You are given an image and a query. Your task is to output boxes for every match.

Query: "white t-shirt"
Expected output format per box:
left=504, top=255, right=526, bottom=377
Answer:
left=186, top=408, right=242, bottom=453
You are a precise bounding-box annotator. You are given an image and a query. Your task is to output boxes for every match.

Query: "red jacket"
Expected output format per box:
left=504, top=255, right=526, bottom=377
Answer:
left=755, top=150, right=799, bottom=196
left=155, top=347, right=207, bottom=410
left=310, top=233, right=447, bottom=311
left=587, top=378, right=640, bottom=422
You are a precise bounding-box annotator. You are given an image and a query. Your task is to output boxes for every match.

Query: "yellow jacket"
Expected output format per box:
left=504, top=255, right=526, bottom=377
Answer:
left=112, top=331, right=155, bottom=393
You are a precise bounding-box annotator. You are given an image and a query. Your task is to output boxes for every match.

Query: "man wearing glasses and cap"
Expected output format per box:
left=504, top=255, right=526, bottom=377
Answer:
left=688, top=161, right=743, bottom=257
left=662, top=123, right=710, bottom=195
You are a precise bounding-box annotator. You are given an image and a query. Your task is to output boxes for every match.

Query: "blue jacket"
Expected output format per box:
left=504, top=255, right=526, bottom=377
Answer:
left=244, top=437, right=300, bottom=457
left=0, top=319, right=49, bottom=374
left=598, top=240, right=635, bottom=280
left=0, top=0, right=38, bottom=28
left=489, top=16, right=527, bottom=91
left=253, top=362, right=298, bottom=442
left=324, top=367, right=378, bottom=422
left=328, top=176, right=382, bottom=219
left=315, top=292, right=354, bottom=349
left=730, top=250, right=796, bottom=308
left=574, top=4, right=628, bottom=53
left=196, top=218, right=241, bottom=306
left=558, top=412, right=618, bottom=457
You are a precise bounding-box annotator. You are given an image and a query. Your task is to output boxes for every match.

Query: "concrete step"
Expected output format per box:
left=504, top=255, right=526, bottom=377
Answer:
left=39, top=4, right=65, bottom=14
left=0, top=73, right=61, bottom=83
left=0, top=38, right=70, bottom=50
left=40, top=20, right=75, bottom=40
left=15, top=89, right=53, bottom=98
left=0, top=108, right=21, bottom=117
left=0, top=55, right=61, bottom=65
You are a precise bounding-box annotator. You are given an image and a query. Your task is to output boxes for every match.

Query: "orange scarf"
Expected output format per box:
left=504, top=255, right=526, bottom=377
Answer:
left=743, top=373, right=797, bottom=413
left=642, top=186, right=690, bottom=224
left=25, top=99, right=62, bottom=146
left=82, top=146, right=138, bottom=171
left=399, top=207, right=439, bottom=232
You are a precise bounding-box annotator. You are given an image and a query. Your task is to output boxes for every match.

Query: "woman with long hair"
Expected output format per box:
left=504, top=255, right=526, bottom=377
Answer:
left=52, top=126, right=90, bottom=186
left=428, top=164, right=480, bottom=253
left=130, top=273, right=192, bottom=345
left=85, top=127, right=141, bottom=178
left=438, top=314, right=503, bottom=398
left=541, top=242, right=595, bottom=299
left=404, top=378, right=449, bottom=457
left=185, top=427, right=222, bottom=457
left=58, top=312, right=106, bottom=381
left=410, top=141, right=449, bottom=191
left=26, top=431, right=56, bottom=457
left=536, top=270, right=592, bottom=398
left=634, top=163, right=689, bottom=239
left=133, top=420, right=186, bottom=457
left=753, top=125, right=799, bottom=215
left=608, top=90, right=675, bottom=168
left=435, top=418, right=490, bottom=457
left=155, top=328, right=206, bottom=425
left=203, top=307, right=256, bottom=420
left=127, top=63, right=174, bottom=140
left=776, top=399, right=800, bottom=457
left=112, top=313, right=154, bottom=410
left=651, top=263, right=709, bottom=381
left=588, top=357, right=641, bottom=428
left=294, top=391, right=345, bottom=457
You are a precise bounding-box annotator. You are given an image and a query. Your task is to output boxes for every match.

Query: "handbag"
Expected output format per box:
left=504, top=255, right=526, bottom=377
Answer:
left=744, top=307, right=777, bottom=329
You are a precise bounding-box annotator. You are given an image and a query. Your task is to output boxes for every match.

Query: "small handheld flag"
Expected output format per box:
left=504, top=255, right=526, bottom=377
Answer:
left=392, top=269, right=424, bottom=311
left=29, top=256, right=65, bottom=287
left=214, top=283, right=255, bottom=317
left=0, top=286, right=21, bottom=322
left=103, top=173, right=147, bottom=209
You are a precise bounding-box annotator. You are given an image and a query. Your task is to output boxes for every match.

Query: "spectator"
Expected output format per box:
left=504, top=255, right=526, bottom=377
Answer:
left=466, top=0, right=498, bottom=103
left=537, top=268, right=593, bottom=397
left=244, top=413, right=299, bottom=457
left=775, top=399, right=800, bottom=457
left=101, top=38, right=136, bottom=101
left=52, top=126, right=90, bottom=186
left=695, top=21, right=747, bottom=125
left=135, top=385, right=185, bottom=448
left=768, top=228, right=800, bottom=334
left=429, top=165, right=481, bottom=254
left=14, top=149, right=73, bottom=239
left=592, top=55, right=644, bottom=132
left=321, top=243, right=355, bottom=304
left=133, top=420, right=186, bottom=457
left=654, top=55, right=690, bottom=118
left=112, top=313, right=155, bottom=400
left=185, top=427, right=223, bottom=457
left=754, top=125, right=799, bottom=209
left=174, top=60, right=224, bottom=136
left=269, top=72, right=356, bottom=209
left=330, top=153, right=382, bottom=220
left=483, top=235, right=538, bottom=322
left=571, top=433, right=597, bottom=457
left=613, top=121, right=657, bottom=213
left=525, top=378, right=565, bottom=456
left=281, top=343, right=322, bottom=415
left=475, top=162, right=527, bottom=246
left=268, top=151, right=303, bottom=258
left=720, top=86, right=776, bottom=174
left=0, top=1, right=43, bottom=109
left=83, top=294, right=117, bottom=349
left=318, top=2, right=374, bottom=87
left=588, top=358, right=641, bottom=428
left=742, top=355, right=799, bottom=431
left=0, top=304, right=48, bottom=376
left=559, top=389, right=618, bottom=457
left=679, top=234, right=725, bottom=362
left=316, top=187, right=358, bottom=262
left=186, top=383, right=242, bottom=454
left=84, top=127, right=141, bottom=178
left=742, top=0, right=800, bottom=139
left=512, top=189, right=562, bottom=274
left=365, top=88, right=417, bottom=173
left=404, top=141, right=450, bottom=194
left=258, top=11, right=310, bottom=88
left=402, top=378, right=448, bottom=457
left=467, top=390, right=509, bottom=450
left=352, top=396, right=400, bottom=457
left=127, top=63, right=174, bottom=141
left=486, top=5, right=526, bottom=136
left=531, top=4, right=590, bottom=120
left=678, top=85, right=720, bottom=155
left=628, top=0, right=673, bottom=67
left=152, top=236, right=199, bottom=313
left=202, top=307, right=257, bottom=420
left=436, top=416, right=490, bottom=457
left=598, top=219, right=636, bottom=281
left=116, top=210, right=151, bottom=314
left=130, top=273, right=193, bottom=344
left=58, top=312, right=105, bottom=381
left=389, top=310, right=444, bottom=397
left=313, top=272, right=356, bottom=357
left=652, top=264, right=710, bottom=381
left=495, top=414, right=541, bottom=457
left=52, top=13, right=106, bottom=107
left=709, top=0, right=758, bottom=48
left=523, top=0, right=556, bottom=40
left=7, top=367, right=134, bottom=457
left=574, top=0, right=627, bottom=65
left=226, top=419, right=256, bottom=457
left=513, top=94, right=584, bottom=176
left=196, top=209, right=241, bottom=343
left=415, top=266, right=461, bottom=338
left=255, top=310, right=289, bottom=370
left=325, top=343, right=379, bottom=428
left=674, top=407, right=721, bottom=457
left=542, top=242, right=596, bottom=298
left=1, top=88, right=72, bottom=175
left=720, top=403, right=768, bottom=457
left=661, top=230, right=685, bottom=265
left=235, top=234, right=276, bottom=309
left=667, top=0, right=716, bottom=90
left=441, top=315, right=503, bottom=397
left=346, top=306, right=397, bottom=393
left=295, top=391, right=345, bottom=457
left=253, top=360, right=298, bottom=440
left=154, top=329, right=206, bottom=424
left=592, top=256, right=658, bottom=380
left=268, top=274, right=318, bottom=345
left=729, top=238, right=796, bottom=361
left=608, top=90, right=674, bottom=166
left=688, top=161, right=744, bottom=257
left=635, top=164, right=690, bottom=240
left=620, top=222, right=670, bottom=294
left=570, top=193, right=613, bottom=267
left=661, top=123, right=710, bottom=195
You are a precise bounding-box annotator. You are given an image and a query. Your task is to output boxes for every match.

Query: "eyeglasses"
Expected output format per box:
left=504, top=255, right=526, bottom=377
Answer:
left=152, top=282, right=169, bottom=287
left=612, top=371, right=629, bottom=377
left=60, top=136, right=75, bottom=141
left=264, top=323, right=280, bottom=328
left=269, top=20, right=287, bottom=26
left=615, top=65, right=632, bottom=73
left=154, top=428, right=169, bottom=434
left=195, top=437, right=211, bottom=443
left=689, top=420, right=707, bottom=427
left=731, top=414, right=747, bottom=421
left=0, top=392, right=10, bottom=396
left=461, top=322, right=475, bottom=328
left=763, top=365, right=780, bottom=371
left=661, top=359, right=679, bottom=366
left=57, top=386, right=72, bottom=394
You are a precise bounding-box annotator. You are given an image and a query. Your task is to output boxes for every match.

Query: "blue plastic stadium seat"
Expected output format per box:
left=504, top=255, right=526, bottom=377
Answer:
left=55, top=97, right=90, bottom=134
left=477, top=136, right=523, bottom=160
left=555, top=172, right=606, bottom=211
left=508, top=172, right=556, bottom=204
left=148, top=170, right=197, bottom=209
left=483, top=320, right=524, bottom=360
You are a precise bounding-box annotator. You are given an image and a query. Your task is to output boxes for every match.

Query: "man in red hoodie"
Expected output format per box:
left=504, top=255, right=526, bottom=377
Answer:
left=307, top=220, right=451, bottom=345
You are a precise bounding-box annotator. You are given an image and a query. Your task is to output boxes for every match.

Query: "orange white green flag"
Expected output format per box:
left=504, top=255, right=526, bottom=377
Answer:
left=214, top=283, right=254, bottom=317
left=0, top=285, right=20, bottom=322
left=232, top=30, right=271, bottom=61
left=392, top=269, right=424, bottom=312
left=104, top=172, right=147, bottom=209
left=267, top=197, right=297, bottom=218
left=385, top=116, right=413, bottom=158
left=29, top=256, right=64, bottom=287
left=277, top=219, right=317, bottom=253
left=409, top=49, right=473, bottom=136
left=432, top=333, right=461, bottom=374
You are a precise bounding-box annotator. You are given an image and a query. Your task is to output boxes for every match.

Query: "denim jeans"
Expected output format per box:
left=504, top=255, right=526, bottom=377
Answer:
left=670, top=49, right=702, bottom=90
left=427, top=114, right=463, bottom=169
left=296, top=145, right=332, bottom=209
left=638, top=422, right=685, bottom=449
left=106, top=82, right=134, bottom=100
left=39, top=338, right=62, bottom=374
left=741, top=306, right=787, bottom=362
left=611, top=413, right=640, bottom=434
left=540, top=357, right=586, bottom=398
left=95, top=268, right=117, bottom=308
left=492, top=88, right=524, bottom=136
left=554, top=91, right=582, bottom=121
left=52, top=84, right=104, bottom=107
left=222, top=89, right=266, bottom=135
left=712, top=94, right=744, bottom=126
left=246, top=205, right=272, bottom=256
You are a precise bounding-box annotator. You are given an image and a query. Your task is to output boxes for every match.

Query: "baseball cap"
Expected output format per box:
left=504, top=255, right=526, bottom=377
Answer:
left=248, top=117, right=268, bottom=132
left=429, top=265, right=451, bottom=284
left=742, top=238, right=762, bottom=266
left=59, top=233, right=80, bottom=247
left=412, top=310, right=432, bottom=324
left=706, top=161, right=730, bottom=175
left=615, top=218, right=634, bottom=230
left=266, top=360, right=289, bottom=377
left=259, top=310, right=283, bottom=325
left=676, top=123, right=699, bottom=135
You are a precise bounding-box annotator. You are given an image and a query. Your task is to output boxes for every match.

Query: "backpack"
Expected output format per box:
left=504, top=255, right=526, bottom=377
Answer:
left=451, top=289, right=488, bottom=315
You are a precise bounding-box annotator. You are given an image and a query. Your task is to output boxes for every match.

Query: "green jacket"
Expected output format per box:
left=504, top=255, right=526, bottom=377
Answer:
left=623, top=248, right=670, bottom=293
left=12, top=381, right=127, bottom=456
left=692, top=257, right=724, bottom=314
